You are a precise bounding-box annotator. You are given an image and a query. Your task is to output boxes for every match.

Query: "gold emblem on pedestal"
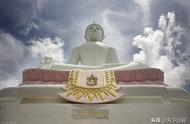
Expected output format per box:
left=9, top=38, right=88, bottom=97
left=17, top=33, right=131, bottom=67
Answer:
left=86, top=74, right=97, bottom=86
left=64, top=70, right=117, bottom=102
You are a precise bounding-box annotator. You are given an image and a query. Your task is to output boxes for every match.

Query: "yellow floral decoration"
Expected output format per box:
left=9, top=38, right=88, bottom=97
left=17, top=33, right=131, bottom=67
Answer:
left=64, top=70, right=117, bottom=102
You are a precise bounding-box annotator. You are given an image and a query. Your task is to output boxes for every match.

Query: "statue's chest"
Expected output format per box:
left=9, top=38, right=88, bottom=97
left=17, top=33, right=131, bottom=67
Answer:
left=80, top=46, right=108, bottom=58
left=79, top=46, right=109, bottom=65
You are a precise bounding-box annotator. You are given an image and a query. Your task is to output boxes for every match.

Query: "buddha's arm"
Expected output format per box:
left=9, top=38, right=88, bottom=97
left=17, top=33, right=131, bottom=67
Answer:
left=69, top=47, right=80, bottom=64
left=106, top=47, right=119, bottom=63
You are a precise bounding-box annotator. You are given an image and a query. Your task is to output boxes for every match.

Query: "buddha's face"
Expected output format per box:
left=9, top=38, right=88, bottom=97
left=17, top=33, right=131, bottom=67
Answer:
left=85, top=24, right=105, bottom=42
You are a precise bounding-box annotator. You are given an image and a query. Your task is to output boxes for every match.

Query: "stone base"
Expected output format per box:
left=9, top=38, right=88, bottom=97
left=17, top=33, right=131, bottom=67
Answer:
left=0, top=101, right=190, bottom=124
left=0, top=85, right=190, bottom=124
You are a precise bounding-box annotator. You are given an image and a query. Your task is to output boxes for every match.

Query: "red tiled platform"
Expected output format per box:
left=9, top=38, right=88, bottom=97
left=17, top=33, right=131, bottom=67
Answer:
left=21, top=68, right=164, bottom=85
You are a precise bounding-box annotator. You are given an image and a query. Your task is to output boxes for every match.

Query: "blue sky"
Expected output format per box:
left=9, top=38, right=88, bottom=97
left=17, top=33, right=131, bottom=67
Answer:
left=0, top=0, right=190, bottom=91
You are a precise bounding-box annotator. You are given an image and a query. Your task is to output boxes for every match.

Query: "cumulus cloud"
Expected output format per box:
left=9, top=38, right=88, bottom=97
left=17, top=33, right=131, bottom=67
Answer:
left=30, top=37, right=64, bottom=62
left=0, top=33, right=64, bottom=89
left=0, top=33, right=25, bottom=89
left=100, top=9, right=132, bottom=62
left=0, top=0, right=190, bottom=90
left=132, top=12, right=190, bottom=87
left=134, top=0, right=151, bottom=26
left=0, top=0, right=147, bottom=61
left=31, top=0, right=146, bottom=61
left=0, top=33, right=25, bottom=79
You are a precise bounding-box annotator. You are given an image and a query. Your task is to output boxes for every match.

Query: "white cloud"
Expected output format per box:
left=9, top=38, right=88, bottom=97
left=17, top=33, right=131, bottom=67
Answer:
left=0, top=78, right=20, bottom=90
left=30, top=37, right=64, bottom=62
left=132, top=12, right=190, bottom=87
left=100, top=9, right=133, bottom=63
left=133, top=27, right=164, bottom=65
left=134, top=0, right=151, bottom=26
left=0, top=33, right=25, bottom=89
left=35, top=0, right=48, bottom=12
left=0, top=33, right=25, bottom=78
left=0, top=35, right=65, bottom=89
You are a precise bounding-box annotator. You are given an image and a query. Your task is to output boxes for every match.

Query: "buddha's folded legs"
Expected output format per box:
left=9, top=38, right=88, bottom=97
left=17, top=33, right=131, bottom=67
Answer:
left=50, top=63, right=103, bottom=71
left=40, top=57, right=148, bottom=71
left=48, top=62, right=148, bottom=71
left=107, top=62, right=149, bottom=71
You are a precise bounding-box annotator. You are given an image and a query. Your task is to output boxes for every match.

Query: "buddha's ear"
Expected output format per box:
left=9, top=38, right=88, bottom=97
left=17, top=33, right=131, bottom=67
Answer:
left=101, top=35, right=105, bottom=41
left=84, top=35, right=87, bottom=40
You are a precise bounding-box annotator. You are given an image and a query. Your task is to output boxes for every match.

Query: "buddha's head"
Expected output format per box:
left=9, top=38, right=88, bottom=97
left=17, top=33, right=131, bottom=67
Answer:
left=85, top=23, right=105, bottom=42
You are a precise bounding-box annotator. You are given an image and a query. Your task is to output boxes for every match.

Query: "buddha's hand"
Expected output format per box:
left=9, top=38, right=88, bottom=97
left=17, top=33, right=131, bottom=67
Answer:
left=39, top=57, right=53, bottom=69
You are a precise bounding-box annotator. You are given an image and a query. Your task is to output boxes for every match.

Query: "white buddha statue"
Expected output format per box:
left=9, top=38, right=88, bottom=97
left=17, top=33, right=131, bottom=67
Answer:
left=40, top=22, right=148, bottom=70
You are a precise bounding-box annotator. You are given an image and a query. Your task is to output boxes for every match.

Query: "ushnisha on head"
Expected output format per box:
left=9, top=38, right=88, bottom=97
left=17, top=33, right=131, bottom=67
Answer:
left=84, top=22, right=105, bottom=42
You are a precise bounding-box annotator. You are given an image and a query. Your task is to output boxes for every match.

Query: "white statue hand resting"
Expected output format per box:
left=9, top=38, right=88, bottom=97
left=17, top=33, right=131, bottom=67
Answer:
left=40, top=57, right=54, bottom=69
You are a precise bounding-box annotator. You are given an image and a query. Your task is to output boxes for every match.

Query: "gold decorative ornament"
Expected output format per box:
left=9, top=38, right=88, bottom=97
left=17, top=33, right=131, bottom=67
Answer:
left=64, top=70, right=118, bottom=102
left=86, top=74, right=98, bottom=86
